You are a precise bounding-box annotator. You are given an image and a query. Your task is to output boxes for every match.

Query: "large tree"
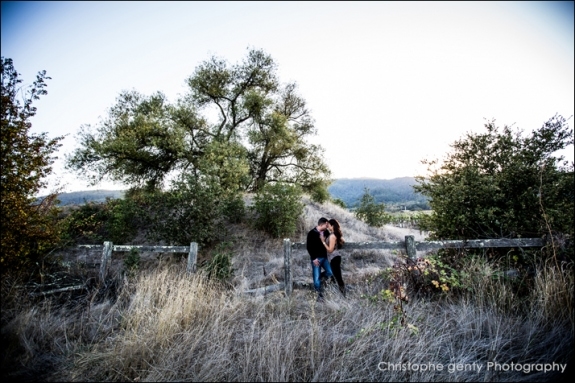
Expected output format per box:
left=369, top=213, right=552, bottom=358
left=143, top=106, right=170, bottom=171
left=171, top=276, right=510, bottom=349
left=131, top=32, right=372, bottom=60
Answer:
left=414, top=115, right=574, bottom=241
left=1, top=57, right=64, bottom=269
left=67, top=48, right=330, bottom=194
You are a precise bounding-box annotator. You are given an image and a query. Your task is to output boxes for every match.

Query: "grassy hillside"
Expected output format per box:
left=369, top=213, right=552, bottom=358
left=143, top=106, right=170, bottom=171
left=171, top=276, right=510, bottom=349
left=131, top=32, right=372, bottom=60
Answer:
left=328, top=177, right=430, bottom=210
left=1, top=197, right=572, bottom=382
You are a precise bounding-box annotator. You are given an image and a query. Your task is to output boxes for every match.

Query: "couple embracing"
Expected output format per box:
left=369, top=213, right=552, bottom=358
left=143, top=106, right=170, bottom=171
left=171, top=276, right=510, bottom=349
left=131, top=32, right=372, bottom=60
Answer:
left=306, top=217, right=346, bottom=302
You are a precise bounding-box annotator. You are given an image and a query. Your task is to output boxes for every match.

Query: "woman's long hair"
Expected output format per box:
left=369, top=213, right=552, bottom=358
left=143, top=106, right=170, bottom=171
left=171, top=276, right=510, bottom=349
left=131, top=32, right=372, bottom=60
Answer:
left=328, top=219, right=345, bottom=249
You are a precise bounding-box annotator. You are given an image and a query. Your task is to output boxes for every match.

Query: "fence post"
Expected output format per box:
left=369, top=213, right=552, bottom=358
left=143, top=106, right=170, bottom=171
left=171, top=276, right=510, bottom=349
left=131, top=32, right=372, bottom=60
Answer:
left=187, top=242, right=198, bottom=274
left=100, top=241, right=113, bottom=284
left=405, top=235, right=416, bottom=259
left=284, top=239, right=293, bottom=296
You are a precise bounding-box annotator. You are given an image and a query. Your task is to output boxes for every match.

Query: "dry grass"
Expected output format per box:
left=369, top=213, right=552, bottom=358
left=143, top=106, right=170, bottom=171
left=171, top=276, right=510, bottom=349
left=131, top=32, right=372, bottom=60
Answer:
left=1, top=198, right=573, bottom=382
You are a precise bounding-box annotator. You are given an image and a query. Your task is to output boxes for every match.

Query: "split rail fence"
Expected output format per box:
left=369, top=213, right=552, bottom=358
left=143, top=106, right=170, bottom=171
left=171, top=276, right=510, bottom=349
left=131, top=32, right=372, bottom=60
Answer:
left=77, top=236, right=544, bottom=296
left=78, top=242, right=198, bottom=285
left=282, top=236, right=544, bottom=296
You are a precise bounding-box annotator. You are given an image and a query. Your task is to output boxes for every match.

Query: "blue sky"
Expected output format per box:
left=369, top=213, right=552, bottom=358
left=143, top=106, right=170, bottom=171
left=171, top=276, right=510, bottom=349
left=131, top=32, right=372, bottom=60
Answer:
left=2, top=1, right=573, bottom=194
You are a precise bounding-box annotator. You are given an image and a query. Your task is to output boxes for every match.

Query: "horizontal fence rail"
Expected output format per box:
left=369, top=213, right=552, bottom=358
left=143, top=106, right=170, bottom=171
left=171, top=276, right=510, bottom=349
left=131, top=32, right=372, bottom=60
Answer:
left=78, top=244, right=193, bottom=253
left=289, top=237, right=544, bottom=251
left=283, top=235, right=545, bottom=296
left=77, top=236, right=544, bottom=295
left=78, top=242, right=198, bottom=284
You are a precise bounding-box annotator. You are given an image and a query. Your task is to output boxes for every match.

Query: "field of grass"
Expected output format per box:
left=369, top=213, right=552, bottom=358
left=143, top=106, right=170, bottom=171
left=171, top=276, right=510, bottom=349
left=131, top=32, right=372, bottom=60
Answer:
left=1, top=198, right=573, bottom=382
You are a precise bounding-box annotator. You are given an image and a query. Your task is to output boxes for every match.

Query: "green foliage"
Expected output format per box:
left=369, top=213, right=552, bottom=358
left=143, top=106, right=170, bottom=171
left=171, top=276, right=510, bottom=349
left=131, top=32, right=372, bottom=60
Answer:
left=140, top=175, right=245, bottom=246
left=203, top=242, right=233, bottom=281
left=221, top=194, right=246, bottom=224
left=415, top=115, right=574, bottom=242
left=60, top=197, right=141, bottom=245
left=66, top=91, right=190, bottom=189
left=332, top=198, right=346, bottom=208
left=59, top=170, right=247, bottom=249
left=60, top=202, right=108, bottom=244
left=197, top=139, right=251, bottom=193
left=105, top=197, right=142, bottom=243
left=252, top=182, right=304, bottom=238
left=354, top=188, right=392, bottom=227
left=67, top=48, right=330, bottom=194
left=123, top=248, right=140, bottom=277
left=1, top=57, right=64, bottom=270
left=140, top=138, right=248, bottom=243
left=308, top=179, right=331, bottom=204
left=404, top=254, right=465, bottom=295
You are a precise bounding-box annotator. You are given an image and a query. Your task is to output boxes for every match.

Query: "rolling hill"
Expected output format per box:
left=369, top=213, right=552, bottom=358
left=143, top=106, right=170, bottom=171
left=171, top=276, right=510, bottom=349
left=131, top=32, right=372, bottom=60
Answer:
left=37, top=189, right=126, bottom=206
left=40, top=177, right=429, bottom=210
left=328, top=177, right=429, bottom=210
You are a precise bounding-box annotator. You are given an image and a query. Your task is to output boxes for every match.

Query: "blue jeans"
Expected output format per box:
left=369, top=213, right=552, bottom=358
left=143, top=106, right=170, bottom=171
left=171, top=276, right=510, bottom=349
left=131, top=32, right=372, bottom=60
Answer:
left=311, top=258, right=333, bottom=293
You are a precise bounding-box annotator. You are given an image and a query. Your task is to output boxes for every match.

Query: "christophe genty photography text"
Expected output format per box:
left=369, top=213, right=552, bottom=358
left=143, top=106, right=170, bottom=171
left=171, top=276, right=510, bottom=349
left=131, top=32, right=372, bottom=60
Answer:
left=378, top=361, right=568, bottom=375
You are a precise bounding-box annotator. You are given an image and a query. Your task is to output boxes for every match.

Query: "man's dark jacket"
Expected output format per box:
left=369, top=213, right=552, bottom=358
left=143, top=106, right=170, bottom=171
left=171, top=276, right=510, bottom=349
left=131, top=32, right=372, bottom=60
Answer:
left=306, top=228, right=327, bottom=261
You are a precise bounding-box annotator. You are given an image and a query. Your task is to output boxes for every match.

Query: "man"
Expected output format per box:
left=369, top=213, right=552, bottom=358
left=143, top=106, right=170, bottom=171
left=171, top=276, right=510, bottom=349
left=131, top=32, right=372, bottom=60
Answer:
left=306, top=217, right=334, bottom=301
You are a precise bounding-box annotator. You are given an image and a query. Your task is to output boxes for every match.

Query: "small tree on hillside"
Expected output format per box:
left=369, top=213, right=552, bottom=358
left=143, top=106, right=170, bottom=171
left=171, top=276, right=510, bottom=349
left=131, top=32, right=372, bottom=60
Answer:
left=1, top=58, right=64, bottom=271
left=355, top=188, right=391, bottom=227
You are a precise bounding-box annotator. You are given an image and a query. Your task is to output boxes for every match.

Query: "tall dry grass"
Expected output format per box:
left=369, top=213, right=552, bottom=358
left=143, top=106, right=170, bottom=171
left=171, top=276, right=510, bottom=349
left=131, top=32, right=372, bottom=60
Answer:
left=1, top=198, right=573, bottom=382
left=2, top=259, right=572, bottom=382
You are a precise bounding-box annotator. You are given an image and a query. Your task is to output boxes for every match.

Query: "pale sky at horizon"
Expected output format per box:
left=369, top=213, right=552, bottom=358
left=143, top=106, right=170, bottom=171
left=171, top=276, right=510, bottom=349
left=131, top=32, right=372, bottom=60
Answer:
left=2, top=1, right=574, bottom=195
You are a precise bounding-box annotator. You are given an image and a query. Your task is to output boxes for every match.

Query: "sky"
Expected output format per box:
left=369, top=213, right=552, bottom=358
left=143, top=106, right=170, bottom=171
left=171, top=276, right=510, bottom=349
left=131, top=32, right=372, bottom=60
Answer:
left=2, top=1, right=574, bottom=194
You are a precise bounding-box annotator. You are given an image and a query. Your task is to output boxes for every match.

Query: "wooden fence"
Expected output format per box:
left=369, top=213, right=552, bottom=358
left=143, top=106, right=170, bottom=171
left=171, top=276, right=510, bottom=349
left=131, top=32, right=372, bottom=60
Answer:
left=282, top=235, right=544, bottom=296
left=77, top=236, right=544, bottom=295
left=78, top=242, right=198, bottom=284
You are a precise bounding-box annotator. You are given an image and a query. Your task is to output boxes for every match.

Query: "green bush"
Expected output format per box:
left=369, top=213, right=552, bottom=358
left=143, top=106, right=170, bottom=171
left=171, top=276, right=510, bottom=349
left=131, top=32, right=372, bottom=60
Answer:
left=332, top=198, right=346, bottom=208
left=221, top=194, right=245, bottom=224
left=143, top=177, right=226, bottom=246
left=60, top=197, right=141, bottom=245
left=105, top=198, right=142, bottom=244
left=307, top=180, right=331, bottom=204
left=252, top=182, right=304, bottom=238
left=355, top=188, right=391, bottom=227
left=203, top=242, right=233, bottom=281
left=123, top=248, right=140, bottom=277
left=415, top=115, right=574, bottom=242
left=60, top=202, right=109, bottom=244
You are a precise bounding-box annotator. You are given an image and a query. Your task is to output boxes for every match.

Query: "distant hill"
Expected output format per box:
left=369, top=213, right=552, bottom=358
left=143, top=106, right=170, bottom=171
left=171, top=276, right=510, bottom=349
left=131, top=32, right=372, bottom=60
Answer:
left=328, top=177, right=429, bottom=211
left=39, top=178, right=428, bottom=210
left=37, top=190, right=126, bottom=206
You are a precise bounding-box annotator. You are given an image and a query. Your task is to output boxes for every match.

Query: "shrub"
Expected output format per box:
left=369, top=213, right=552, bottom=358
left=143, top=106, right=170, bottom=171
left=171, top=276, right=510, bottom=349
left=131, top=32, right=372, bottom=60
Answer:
left=251, top=182, right=304, bottom=238
left=123, top=248, right=140, bottom=277
left=221, top=194, right=245, bottom=224
left=332, top=198, right=346, bottom=208
left=354, top=188, right=391, bottom=227
left=415, top=115, right=574, bottom=241
left=60, top=197, right=141, bottom=245
left=143, top=177, right=226, bottom=246
left=60, top=202, right=108, bottom=244
left=202, top=242, right=233, bottom=281
left=308, top=180, right=331, bottom=204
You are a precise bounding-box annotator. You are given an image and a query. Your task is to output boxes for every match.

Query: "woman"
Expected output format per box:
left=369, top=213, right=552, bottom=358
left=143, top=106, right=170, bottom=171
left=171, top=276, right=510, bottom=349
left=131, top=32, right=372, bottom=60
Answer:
left=320, top=218, right=346, bottom=296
